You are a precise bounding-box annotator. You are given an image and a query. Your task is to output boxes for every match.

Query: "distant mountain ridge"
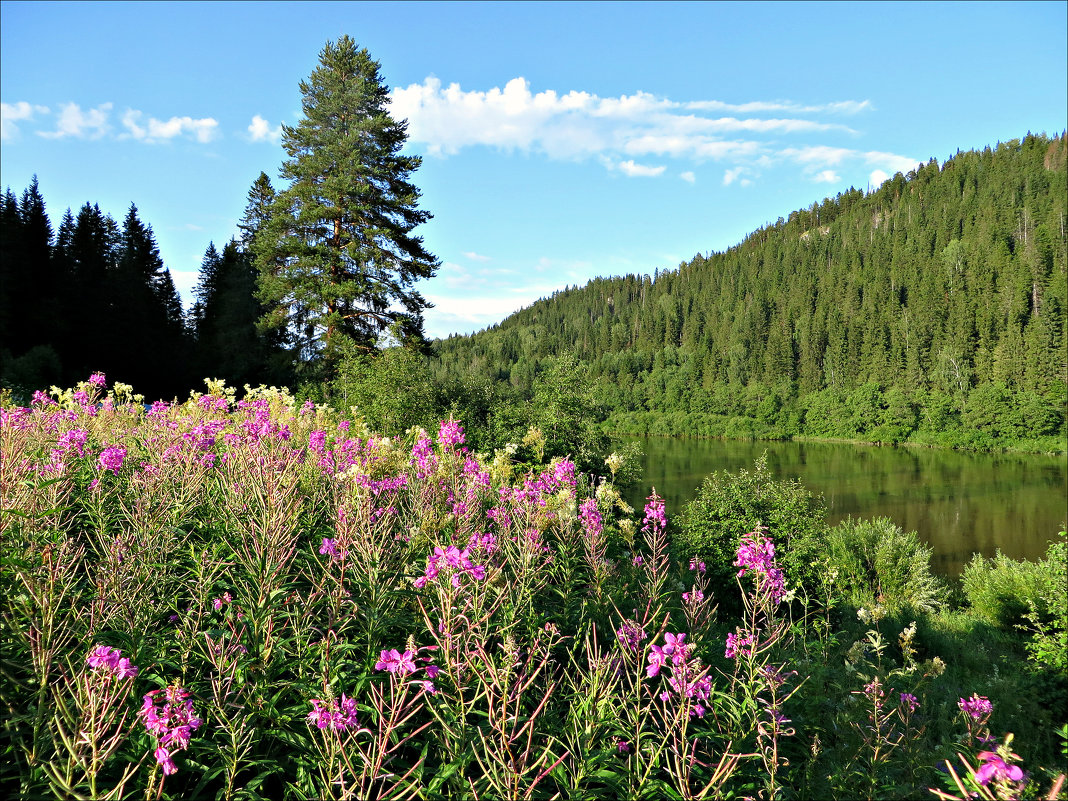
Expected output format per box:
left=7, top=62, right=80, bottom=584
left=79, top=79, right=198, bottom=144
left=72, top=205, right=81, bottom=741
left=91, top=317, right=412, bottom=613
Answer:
left=431, top=132, right=1067, bottom=451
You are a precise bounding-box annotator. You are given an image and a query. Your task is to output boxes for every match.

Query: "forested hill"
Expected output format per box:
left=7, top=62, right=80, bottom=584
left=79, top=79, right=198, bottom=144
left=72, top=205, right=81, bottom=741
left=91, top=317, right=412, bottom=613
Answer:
left=431, top=133, right=1068, bottom=452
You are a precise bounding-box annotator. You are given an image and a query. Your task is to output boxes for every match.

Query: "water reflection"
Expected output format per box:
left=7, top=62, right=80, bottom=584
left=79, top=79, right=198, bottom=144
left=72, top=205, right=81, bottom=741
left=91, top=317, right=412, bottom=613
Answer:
left=622, top=437, right=1067, bottom=578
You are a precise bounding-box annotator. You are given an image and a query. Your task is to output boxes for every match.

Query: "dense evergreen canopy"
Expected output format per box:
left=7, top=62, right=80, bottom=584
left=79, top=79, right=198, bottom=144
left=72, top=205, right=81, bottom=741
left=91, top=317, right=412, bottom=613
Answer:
left=253, top=36, right=440, bottom=384
left=431, top=133, right=1068, bottom=451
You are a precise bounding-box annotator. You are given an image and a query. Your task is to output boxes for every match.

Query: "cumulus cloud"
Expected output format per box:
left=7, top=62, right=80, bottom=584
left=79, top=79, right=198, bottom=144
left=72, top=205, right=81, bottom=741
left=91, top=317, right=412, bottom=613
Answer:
left=868, top=169, right=890, bottom=189
left=614, top=159, right=666, bottom=177
left=37, top=102, right=112, bottom=139
left=781, top=144, right=919, bottom=185
left=680, top=171, right=696, bottom=183
left=122, top=110, right=218, bottom=143
left=723, top=166, right=753, bottom=187
left=1, top=101, right=49, bottom=140
left=389, top=76, right=873, bottom=177
left=248, top=114, right=282, bottom=143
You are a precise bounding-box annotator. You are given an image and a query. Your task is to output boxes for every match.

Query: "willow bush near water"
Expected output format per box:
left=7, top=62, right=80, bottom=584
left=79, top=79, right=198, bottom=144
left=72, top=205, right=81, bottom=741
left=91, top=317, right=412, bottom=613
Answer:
left=1, top=374, right=1064, bottom=800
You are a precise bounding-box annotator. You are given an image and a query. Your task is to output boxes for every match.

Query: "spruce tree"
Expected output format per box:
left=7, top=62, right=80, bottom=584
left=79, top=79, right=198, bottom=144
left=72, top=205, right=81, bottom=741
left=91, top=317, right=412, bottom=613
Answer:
left=254, top=36, right=439, bottom=385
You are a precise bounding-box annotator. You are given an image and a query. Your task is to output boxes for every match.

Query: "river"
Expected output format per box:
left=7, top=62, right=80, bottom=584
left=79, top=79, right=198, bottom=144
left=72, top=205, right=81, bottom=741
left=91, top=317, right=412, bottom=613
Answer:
left=620, top=436, right=1067, bottom=577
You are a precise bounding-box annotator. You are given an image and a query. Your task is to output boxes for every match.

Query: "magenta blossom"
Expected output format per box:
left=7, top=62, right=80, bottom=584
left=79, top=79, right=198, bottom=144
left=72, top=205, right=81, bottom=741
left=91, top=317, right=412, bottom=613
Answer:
left=437, top=419, right=465, bottom=448
left=97, top=445, right=127, bottom=475
left=974, top=751, right=1025, bottom=786
left=308, top=694, right=360, bottom=732
left=86, top=645, right=139, bottom=679
left=959, top=694, right=993, bottom=721
left=725, top=630, right=756, bottom=660
left=139, top=684, right=202, bottom=775
left=375, top=648, right=418, bottom=676
left=647, top=632, right=689, bottom=677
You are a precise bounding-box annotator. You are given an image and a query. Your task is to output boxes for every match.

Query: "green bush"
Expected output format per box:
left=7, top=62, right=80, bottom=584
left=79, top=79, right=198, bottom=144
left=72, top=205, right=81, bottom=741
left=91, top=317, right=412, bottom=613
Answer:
left=961, top=547, right=1057, bottom=629
left=823, top=516, right=946, bottom=614
left=1022, top=533, right=1068, bottom=675
left=674, top=455, right=827, bottom=595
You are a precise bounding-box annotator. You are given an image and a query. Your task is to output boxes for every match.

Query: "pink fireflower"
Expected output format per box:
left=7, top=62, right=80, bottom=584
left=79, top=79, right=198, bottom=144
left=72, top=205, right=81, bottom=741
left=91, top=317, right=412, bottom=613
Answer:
left=735, top=528, right=786, bottom=604
left=959, top=694, right=993, bottom=721
left=97, top=445, right=127, bottom=475
left=86, top=645, right=139, bottom=679
left=437, top=419, right=465, bottom=448
left=139, top=684, right=202, bottom=775
left=308, top=694, right=360, bottom=732
left=974, top=751, right=1025, bottom=786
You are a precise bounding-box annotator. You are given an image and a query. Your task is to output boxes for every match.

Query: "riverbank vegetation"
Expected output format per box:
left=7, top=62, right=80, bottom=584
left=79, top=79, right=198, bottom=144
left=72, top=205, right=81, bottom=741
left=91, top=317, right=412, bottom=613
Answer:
left=2, top=375, right=1065, bottom=799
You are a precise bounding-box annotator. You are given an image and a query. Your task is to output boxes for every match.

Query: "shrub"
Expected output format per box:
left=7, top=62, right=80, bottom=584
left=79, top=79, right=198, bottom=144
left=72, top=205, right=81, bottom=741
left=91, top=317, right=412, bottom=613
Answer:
left=823, top=516, right=946, bottom=614
left=674, top=455, right=827, bottom=596
left=1020, top=533, right=1068, bottom=676
left=961, top=548, right=1056, bottom=629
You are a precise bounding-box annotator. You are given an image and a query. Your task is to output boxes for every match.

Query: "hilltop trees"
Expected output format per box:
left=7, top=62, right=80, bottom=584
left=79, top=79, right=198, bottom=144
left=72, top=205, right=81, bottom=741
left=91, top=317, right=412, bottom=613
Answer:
left=431, top=133, right=1068, bottom=452
left=252, top=36, right=439, bottom=388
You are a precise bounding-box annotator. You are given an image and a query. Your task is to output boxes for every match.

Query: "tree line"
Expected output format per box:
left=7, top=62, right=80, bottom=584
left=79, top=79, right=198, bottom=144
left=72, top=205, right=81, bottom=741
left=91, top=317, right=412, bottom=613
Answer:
left=432, top=133, right=1067, bottom=452
left=1, top=37, right=436, bottom=404
left=2, top=36, right=1064, bottom=455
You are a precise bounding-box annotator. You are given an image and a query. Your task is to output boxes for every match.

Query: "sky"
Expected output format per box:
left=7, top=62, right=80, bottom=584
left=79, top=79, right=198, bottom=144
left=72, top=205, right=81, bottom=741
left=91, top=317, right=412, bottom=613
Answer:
left=2, top=1, right=1066, bottom=340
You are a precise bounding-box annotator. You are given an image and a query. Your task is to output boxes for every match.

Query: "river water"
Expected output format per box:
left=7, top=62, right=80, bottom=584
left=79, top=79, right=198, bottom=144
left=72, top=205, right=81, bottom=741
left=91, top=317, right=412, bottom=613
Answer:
left=620, top=436, right=1067, bottom=577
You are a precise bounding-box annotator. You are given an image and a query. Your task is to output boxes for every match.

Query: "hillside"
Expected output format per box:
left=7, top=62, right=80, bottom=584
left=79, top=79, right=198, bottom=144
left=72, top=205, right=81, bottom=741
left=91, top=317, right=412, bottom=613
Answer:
left=431, top=133, right=1067, bottom=451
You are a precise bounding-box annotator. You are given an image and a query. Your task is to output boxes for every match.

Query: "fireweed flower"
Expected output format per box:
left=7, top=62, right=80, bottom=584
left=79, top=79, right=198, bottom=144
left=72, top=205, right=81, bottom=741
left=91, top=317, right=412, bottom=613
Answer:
left=88, top=372, right=107, bottom=388
left=647, top=632, right=689, bottom=678
left=97, top=445, right=127, bottom=475
left=959, top=694, right=993, bottom=720
left=319, top=538, right=344, bottom=561
left=734, top=528, right=787, bottom=604
left=212, top=592, right=233, bottom=611
left=579, top=498, right=603, bottom=540
left=413, top=544, right=486, bottom=589
left=86, top=645, right=139, bottom=679
left=689, top=558, right=706, bottom=573
left=899, top=692, right=920, bottom=714
left=641, top=494, right=667, bottom=534
left=375, top=649, right=418, bottom=676
left=139, top=684, right=202, bottom=775
left=616, top=619, right=647, bottom=652
left=725, top=630, right=756, bottom=660
left=437, top=419, right=465, bottom=448
left=974, top=751, right=1025, bottom=785
left=308, top=694, right=360, bottom=732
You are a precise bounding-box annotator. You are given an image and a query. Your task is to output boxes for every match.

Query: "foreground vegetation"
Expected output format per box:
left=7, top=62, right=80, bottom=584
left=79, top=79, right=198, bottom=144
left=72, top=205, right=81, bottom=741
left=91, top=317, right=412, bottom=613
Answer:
left=2, top=376, right=1065, bottom=800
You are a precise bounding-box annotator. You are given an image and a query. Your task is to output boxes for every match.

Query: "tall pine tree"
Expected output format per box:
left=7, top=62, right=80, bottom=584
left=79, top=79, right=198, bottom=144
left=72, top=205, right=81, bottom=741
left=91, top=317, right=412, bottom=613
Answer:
left=253, top=36, right=439, bottom=387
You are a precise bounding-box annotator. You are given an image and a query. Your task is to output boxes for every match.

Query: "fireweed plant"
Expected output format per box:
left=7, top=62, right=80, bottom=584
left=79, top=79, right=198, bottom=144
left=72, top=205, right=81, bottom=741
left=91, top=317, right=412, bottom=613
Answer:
left=1, top=375, right=1065, bottom=800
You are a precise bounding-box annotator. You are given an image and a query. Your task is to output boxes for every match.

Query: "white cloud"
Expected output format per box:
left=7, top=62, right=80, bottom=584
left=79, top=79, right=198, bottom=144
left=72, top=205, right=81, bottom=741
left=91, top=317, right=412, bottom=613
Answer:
left=680, top=171, right=696, bottom=183
left=862, top=150, right=921, bottom=174
left=780, top=145, right=919, bottom=185
left=1, top=101, right=49, bottom=140
left=389, top=76, right=871, bottom=177
left=462, top=250, right=491, bottom=262
left=685, top=99, right=873, bottom=115
left=248, top=114, right=282, bottom=143
left=868, top=169, right=890, bottom=189
left=723, top=166, right=754, bottom=187
left=122, top=110, right=218, bottom=143
left=37, top=102, right=112, bottom=139
left=615, top=159, right=666, bottom=177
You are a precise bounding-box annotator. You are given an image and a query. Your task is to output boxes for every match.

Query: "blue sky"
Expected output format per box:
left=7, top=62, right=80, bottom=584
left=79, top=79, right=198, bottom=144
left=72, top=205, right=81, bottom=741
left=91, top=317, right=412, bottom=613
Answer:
left=2, top=1, right=1065, bottom=339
